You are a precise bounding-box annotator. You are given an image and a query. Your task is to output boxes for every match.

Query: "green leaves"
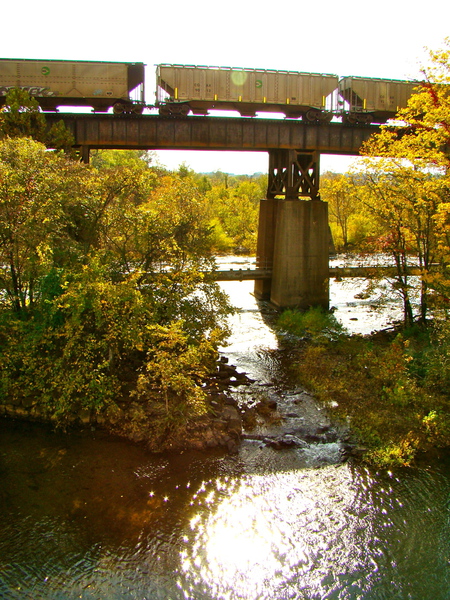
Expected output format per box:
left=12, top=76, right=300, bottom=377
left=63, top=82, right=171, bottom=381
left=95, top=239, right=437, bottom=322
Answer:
left=0, top=88, right=75, bottom=153
left=0, top=138, right=233, bottom=429
left=135, top=321, right=216, bottom=418
left=204, top=177, right=264, bottom=254
left=0, top=88, right=46, bottom=142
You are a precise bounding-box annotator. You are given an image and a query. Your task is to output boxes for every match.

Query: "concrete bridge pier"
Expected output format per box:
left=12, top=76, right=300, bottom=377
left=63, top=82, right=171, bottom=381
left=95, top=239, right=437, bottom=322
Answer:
left=270, top=198, right=329, bottom=308
left=254, top=197, right=278, bottom=300
left=254, top=149, right=329, bottom=309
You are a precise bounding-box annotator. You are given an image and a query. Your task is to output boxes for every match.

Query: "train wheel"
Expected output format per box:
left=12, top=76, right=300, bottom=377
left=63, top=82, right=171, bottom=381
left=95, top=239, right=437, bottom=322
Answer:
left=319, top=111, right=334, bottom=123
left=113, top=102, right=125, bottom=115
left=359, top=113, right=373, bottom=125
left=171, top=103, right=189, bottom=116
left=306, top=109, right=320, bottom=122
left=158, top=103, right=189, bottom=117
left=159, top=104, right=171, bottom=116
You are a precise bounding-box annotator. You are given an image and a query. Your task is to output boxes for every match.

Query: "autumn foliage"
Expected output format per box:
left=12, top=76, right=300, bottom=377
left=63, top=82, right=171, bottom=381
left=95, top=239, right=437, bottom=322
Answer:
left=0, top=135, right=232, bottom=434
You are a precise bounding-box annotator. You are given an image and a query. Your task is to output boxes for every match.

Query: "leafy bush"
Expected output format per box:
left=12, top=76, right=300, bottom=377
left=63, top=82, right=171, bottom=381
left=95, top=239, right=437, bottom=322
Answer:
left=0, top=261, right=228, bottom=430
left=275, top=306, right=346, bottom=341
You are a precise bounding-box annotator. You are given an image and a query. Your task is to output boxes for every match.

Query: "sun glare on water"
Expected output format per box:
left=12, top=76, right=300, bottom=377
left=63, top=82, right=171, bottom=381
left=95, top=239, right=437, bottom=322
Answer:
left=177, top=467, right=379, bottom=600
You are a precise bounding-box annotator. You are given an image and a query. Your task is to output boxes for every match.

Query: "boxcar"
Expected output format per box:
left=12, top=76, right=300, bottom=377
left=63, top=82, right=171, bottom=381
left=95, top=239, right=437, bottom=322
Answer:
left=156, top=64, right=339, bottom=120
left=338, top=76, right=418, bottom=124
left=0, top=59, right=145, bottom=113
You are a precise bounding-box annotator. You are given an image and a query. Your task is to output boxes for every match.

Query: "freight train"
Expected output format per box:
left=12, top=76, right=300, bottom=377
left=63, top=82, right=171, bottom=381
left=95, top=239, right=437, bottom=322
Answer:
left=0, top=59, right=146, bottom=114
left=0, top=58, right=420, bottom=125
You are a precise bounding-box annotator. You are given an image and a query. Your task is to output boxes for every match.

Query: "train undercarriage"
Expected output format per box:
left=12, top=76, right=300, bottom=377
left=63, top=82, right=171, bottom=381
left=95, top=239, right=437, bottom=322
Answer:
left=157, top=101, right=337, bottom=122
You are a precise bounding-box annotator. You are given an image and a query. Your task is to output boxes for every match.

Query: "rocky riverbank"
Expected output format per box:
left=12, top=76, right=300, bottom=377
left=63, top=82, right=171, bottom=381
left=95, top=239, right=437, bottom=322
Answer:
left=0, top=355, right=360, bottom=460
left=0, top=357, right=251, bottom=454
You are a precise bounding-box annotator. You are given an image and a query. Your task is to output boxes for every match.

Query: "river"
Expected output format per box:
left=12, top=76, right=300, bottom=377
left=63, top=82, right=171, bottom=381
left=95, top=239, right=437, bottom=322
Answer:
left=1, top=257, right=450, bottom=600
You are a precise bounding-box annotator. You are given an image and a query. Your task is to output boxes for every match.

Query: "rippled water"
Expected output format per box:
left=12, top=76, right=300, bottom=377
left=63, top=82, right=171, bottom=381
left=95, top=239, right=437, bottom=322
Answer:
left=1, top=257, right=450, bottom=600
left=2, top=419, right=450, bottom=600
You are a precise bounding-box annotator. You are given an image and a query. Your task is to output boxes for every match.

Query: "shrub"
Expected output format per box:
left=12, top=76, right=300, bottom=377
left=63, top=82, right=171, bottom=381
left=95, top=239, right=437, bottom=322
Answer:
left=289, top=325, right=450, bottom=466
left=0, top=262, right=226, bottom=429
left=275, top=306, right=345, bottom=341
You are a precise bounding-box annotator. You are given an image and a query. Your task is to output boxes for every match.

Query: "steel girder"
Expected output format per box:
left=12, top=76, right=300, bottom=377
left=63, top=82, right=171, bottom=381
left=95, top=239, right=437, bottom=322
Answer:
left=267, top=149, right=320, bottom=200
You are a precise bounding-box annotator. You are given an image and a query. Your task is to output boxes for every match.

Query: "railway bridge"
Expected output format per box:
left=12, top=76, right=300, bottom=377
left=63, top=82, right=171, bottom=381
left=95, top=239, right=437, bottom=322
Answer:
left=46, top=113, right=380, bottom=309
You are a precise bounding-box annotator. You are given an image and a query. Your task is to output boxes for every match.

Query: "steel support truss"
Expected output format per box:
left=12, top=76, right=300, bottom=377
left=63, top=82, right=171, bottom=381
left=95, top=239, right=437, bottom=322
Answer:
left=267, top=149, right=320, bottom=200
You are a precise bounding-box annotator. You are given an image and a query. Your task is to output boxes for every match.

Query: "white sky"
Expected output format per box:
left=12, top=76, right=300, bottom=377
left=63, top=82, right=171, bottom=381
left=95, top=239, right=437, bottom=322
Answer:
left=3, top=0, right=449, bottom=174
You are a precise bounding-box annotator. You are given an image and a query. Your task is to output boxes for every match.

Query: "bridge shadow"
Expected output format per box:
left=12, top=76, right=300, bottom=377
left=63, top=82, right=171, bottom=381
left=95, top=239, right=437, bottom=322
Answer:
left=253, top=294, right=281, bottom=334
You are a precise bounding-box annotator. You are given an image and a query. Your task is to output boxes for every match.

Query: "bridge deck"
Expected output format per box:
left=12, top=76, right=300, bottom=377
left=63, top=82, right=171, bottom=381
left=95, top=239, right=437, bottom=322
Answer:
left=45, top=114, right=379, bottom=154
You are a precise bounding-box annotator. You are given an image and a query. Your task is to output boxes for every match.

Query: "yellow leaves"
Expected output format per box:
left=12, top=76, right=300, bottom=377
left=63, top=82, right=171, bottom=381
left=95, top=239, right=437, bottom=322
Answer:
left=367, top=437, right=419, bottom=468
left=360, top=41, right=450, bottom=171
left=36, top=242, right=52, bottom=264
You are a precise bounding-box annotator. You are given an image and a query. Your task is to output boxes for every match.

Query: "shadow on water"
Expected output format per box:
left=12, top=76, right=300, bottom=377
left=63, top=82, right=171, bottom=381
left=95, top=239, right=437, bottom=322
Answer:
left=0, top=419, right=247, bottom=599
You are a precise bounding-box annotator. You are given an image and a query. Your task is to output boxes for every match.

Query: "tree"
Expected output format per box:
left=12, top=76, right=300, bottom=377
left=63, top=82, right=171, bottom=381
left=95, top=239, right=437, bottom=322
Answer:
left=321, top=172, right=367, bottom=250
left=0, top=137, right=80, bottom=310
left=0, top=88, right=75, bottom=153
left=358, top=39, right=450, bottom=324
left=205, top=177, right=262, bottom=253
left=90, top=149, right=156, bottom=170
left=353, top=161, right=443, bottom=324
left=0, top=136, right=233, bottom=432
left=97, top=168, right=232, bottom=339
left=0, top=88, right=46, bottom=141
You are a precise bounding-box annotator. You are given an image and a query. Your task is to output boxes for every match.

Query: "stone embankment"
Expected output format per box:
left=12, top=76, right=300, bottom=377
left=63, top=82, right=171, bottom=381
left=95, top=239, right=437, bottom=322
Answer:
left=172, top=356, right=253, bottom=453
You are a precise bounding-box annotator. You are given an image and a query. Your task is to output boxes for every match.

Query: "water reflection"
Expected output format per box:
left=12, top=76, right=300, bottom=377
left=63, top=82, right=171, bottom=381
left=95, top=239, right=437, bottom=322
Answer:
left=179, top=464, right=450, bottom=600
left=2, top=419, right=450, bottom=599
